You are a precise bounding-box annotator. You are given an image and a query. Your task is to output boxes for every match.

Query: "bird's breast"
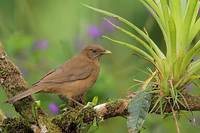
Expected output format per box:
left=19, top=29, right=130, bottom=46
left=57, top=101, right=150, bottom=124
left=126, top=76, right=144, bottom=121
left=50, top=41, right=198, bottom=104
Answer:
left=60, top=63, right=100, bottom=98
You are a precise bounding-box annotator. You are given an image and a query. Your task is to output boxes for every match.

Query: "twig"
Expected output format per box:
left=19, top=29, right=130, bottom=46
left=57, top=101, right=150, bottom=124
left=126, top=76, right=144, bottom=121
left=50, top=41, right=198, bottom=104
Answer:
left=169, top=100, right=180, bottom=133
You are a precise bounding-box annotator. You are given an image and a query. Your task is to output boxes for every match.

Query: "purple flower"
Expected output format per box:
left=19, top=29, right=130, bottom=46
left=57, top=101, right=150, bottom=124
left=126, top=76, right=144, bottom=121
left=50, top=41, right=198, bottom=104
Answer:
left=87, top=25, right=102, bottom=38
left=48, top=103, right=59, bottom=114
left=35, top=40, right=48, bottom=50
left=100, top=17, right=119, bottom=33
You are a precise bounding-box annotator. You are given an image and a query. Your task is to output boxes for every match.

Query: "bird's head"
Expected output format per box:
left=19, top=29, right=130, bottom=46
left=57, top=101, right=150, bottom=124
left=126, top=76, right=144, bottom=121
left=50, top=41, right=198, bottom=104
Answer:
left=81, top=44, right=111, bottom=60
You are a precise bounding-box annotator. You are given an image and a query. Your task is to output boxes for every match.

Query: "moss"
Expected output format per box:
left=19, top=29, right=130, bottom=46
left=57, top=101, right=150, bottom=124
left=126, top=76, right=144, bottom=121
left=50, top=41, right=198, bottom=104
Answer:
left=0, top=110, right=6, bottom=125
left=52, top=106, right=97, bottom=133
left=106, top=100, right=122, bottom=113
left=0, top=117, right=33, bottom=133
left=38, top=116, right=62, bottom=133
left=103, top=100, right=128, bottom=119
left=0, top=116, right=62, bottom=133
left=82, top=106, right=97, bottom=123
left=0, top=52, right=44, bottom=123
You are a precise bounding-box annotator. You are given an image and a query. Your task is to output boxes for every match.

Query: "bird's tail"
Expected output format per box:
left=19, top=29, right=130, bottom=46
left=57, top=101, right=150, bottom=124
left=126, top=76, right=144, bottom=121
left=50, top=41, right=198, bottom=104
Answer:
left=6, top=86, right=42, bottom=104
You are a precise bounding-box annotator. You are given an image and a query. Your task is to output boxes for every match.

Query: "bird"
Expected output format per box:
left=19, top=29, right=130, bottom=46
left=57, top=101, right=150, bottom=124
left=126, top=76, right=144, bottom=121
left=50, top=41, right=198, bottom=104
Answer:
left=6, top=44, right=111, bottom=104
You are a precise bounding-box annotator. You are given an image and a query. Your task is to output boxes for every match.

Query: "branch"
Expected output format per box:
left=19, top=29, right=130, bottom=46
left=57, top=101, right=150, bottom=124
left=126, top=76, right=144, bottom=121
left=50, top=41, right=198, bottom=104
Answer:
left=50, top=93, right=200, bottom=132
left=1, top=41, right=200, bottom=132
left=93, top=93, right=200, bottom=118
left=0, top=42, right=62, bottom=132
left=94, top=99, right=129, bottom=119
left=0, top=42, right=45, bottom=122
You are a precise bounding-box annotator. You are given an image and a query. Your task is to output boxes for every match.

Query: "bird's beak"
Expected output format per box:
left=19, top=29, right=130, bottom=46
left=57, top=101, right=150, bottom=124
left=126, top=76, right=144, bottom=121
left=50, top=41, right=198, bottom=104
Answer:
left=103, top=50, right=112, bottom=54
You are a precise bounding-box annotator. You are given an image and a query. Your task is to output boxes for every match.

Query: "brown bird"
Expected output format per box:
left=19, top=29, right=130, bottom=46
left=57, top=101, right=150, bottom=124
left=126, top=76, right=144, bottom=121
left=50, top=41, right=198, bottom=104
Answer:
left=7, top=44, right=111, bottom=104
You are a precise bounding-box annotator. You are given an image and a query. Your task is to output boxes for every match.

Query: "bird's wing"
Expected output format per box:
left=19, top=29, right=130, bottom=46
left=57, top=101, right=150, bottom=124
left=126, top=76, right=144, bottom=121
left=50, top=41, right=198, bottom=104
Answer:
left=33, top=56, right=93, bottom=85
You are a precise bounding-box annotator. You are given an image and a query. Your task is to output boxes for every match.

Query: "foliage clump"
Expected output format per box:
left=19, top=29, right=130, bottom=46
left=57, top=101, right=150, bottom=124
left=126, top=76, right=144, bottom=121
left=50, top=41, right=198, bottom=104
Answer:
left=85, top=0, right=200, bottom=132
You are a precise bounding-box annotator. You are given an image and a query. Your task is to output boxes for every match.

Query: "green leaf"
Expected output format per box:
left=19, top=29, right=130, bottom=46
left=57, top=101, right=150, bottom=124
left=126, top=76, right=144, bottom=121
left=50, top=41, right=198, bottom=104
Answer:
left=160, top=0, right=170, bottom=35
left=187, top=59, right=200, bottom=75
left=92, top=96, right=98, bottom=105
left=83, top=4, right=165, bottom=59
left=35, top=100, right=41, bottom=107
left=144, top=0, right=162, bottom=19
left=189, top=18, right=200, bottom=44
left=179, top=39, right=200, bottom=75
left=190, top=75, right=200, bottom=81
left=127, top=89, right=152, bottom=133
left=103, top=18, right=165, bottom=73
left=183, top=0, right=198, bottom=47
left=168, top=16, right=177, bottom=60
left=140, top=0, right=168, bottom=50
left=191, top=1, right=200, bottom=27
left=170, top=0, right=181, bottom=23
left=178, top=59, right=200, bottom=87
left=103, top=36, right=154, bottom=63
left=103, top=19, right=157, bottom=60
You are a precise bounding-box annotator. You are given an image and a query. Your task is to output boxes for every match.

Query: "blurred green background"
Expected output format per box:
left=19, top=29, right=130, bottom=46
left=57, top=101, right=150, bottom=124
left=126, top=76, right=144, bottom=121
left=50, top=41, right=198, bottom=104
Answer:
left=0, top=0, right=200, bottom=132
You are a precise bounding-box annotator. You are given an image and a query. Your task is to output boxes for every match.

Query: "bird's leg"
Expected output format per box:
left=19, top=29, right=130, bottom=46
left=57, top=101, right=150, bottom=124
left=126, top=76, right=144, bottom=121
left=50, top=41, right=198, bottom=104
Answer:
left=70, top=94, right=86, bottom=108
left=74, top=94, right=86, bottom=104
left=59, top=95, right=84, bottom=107
left=59, top=95, right=68, bottom=104
left=68, top=97, right=84, bottom=107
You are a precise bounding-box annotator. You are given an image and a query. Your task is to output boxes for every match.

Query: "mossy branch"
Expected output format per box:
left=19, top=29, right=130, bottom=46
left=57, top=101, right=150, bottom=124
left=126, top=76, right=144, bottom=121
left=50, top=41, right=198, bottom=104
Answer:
left=1, top=42, right=200, bottom=133
left=0, top=43, right=61, bottom=132
left=0, top=42, right=38, bottom=122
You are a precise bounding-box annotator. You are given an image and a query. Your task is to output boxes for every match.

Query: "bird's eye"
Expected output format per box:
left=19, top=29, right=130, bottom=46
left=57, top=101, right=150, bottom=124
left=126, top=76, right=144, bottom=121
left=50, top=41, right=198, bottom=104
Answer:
left=92, top=50, right=97, bottom=53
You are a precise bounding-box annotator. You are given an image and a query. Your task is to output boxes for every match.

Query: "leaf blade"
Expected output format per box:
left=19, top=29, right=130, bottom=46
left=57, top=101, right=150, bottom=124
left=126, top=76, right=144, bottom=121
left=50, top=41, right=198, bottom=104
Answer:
left=127, top=89, right=152, bottom=133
